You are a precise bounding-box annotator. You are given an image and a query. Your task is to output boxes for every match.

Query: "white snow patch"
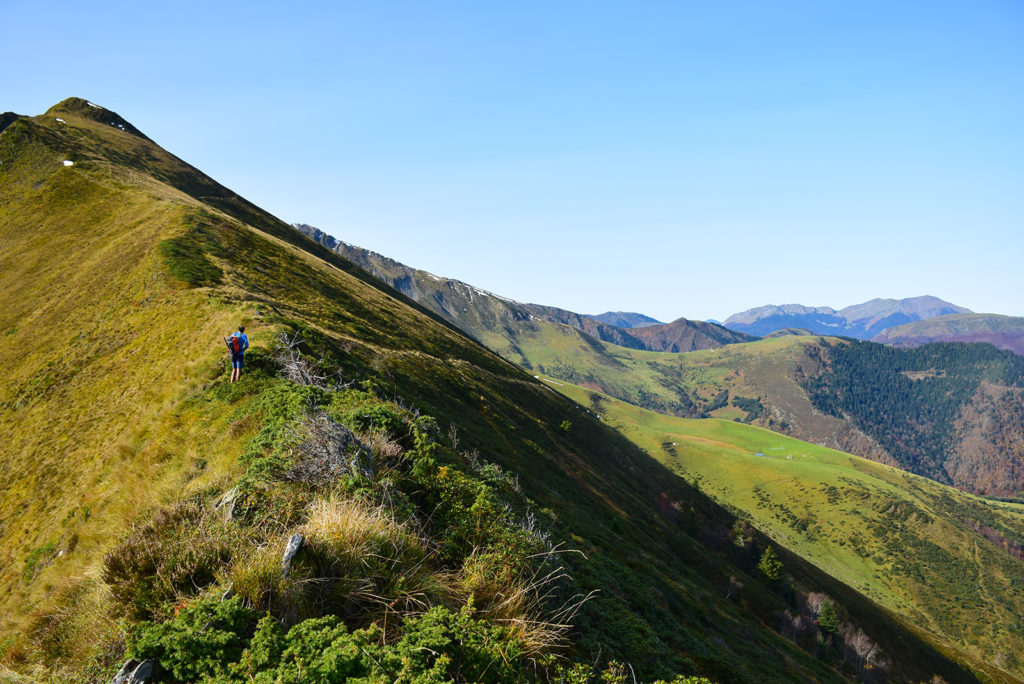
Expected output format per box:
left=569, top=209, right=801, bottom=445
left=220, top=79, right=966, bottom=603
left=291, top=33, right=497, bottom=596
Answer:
left=427, top=273, right=441, bottom=282
left=62, top=160, right=74, bottom=167
left=86, top=101, right=101, bottom=108
left=542, top=378, right=564, bottom=387
left=467, top=286, right=518, bottom=304
left=55, top=118, right=66, bottom=124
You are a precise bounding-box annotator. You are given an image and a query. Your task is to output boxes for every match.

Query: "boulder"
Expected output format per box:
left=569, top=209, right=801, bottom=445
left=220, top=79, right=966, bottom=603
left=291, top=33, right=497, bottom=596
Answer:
left=281, top=533, right=304, bottom=577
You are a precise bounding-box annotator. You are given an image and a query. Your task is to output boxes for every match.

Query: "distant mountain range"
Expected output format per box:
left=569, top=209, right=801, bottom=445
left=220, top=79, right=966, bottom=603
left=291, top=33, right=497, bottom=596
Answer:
left=294, top=226, right=755, bottom=356
left=723, top=296, right=971, bottom=339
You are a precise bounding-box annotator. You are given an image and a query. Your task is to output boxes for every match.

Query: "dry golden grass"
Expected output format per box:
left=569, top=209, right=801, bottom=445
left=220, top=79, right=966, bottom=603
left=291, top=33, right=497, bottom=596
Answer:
left=455, top=549, right=588, bottom=660
left=227, top=495, right=444, bottom=631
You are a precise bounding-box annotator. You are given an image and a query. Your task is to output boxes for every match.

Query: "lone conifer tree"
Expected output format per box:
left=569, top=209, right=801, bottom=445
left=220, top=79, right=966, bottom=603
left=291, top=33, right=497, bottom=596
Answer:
left=818, top=597, right=839, bottom=633
left=757, top=545, right=783, bottom=582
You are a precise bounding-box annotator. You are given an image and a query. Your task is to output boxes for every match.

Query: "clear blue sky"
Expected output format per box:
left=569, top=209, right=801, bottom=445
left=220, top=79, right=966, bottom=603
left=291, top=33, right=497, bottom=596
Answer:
left=7, top=1, right=1023, bottom=321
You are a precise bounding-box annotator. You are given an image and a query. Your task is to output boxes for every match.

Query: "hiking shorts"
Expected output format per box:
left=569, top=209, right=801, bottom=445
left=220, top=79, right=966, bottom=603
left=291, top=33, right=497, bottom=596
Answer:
left=231, top=352, right=244, bottom=369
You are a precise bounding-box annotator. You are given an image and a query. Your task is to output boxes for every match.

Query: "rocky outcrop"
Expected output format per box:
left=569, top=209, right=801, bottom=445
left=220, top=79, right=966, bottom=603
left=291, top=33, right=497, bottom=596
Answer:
left=112, top=659, right=154, bottom=683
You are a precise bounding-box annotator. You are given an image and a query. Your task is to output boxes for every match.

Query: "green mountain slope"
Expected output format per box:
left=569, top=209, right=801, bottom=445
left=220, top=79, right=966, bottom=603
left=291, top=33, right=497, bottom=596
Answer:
left=0, top=100, right=978, bottom=682
left=551, top=377, right=1024, bottom=677
left=519, top=330, right=1024, bottom=498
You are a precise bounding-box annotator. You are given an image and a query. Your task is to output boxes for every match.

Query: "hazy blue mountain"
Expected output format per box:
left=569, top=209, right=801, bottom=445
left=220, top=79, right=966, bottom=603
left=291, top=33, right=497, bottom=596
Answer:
left=724, top=296, right=970, bottom=339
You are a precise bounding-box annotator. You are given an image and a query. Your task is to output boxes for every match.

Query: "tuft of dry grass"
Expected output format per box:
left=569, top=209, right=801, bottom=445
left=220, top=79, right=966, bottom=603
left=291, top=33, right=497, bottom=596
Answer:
left=301, top=496, right=443, bottom=621
left=229, top=495, right=446, bottom=631
left=456, top=548, right=592, bottom=660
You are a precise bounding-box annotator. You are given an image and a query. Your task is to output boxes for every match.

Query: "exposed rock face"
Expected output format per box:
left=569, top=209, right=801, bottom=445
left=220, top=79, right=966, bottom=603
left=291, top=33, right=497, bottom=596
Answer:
left=214, top=486, right=241, bottom=519
left=293, top=223, right=339, bottom=250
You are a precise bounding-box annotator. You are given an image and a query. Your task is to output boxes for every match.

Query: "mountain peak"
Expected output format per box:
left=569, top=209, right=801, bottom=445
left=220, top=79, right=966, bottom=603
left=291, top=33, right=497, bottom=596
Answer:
left=723, top=296, right=971, bottom=339
left=44, top=97, right=151, bottom=140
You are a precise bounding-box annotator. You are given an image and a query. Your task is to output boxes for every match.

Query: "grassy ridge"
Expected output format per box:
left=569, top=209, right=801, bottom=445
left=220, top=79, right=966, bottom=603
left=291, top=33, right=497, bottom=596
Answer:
left=551, top=377, right=1024, bottom=677
left=0, top=100, right=988, bottom=682
left=0, top=120, right=251, bottom=650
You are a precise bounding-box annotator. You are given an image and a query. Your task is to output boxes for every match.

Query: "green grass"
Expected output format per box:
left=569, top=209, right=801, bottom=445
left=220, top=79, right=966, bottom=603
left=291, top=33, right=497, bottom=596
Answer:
left=552, top=377, right=1024, bottom=675
left=0, top=99, right=999, bottom=683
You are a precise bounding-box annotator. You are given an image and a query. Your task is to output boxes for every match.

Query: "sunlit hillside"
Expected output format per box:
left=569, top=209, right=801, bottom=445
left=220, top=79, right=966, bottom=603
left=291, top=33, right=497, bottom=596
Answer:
left=0, top=100, right=988, bottom=682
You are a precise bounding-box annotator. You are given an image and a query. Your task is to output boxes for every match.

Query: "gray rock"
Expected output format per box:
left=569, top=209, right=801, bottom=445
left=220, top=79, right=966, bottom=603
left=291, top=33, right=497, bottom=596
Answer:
left=129, top=661, right=154, bottom=682
left=112, top=659, right=138, bottom=684
left=221, top=584, right=234, bottom=602
left=281, top=533, right=304, bottom=577
left=112, top=659, right=154, bottom=683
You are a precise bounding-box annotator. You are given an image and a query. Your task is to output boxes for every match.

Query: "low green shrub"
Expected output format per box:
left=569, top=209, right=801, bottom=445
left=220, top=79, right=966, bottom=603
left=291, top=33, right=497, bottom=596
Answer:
left=127, top=597, right=257, bottom=682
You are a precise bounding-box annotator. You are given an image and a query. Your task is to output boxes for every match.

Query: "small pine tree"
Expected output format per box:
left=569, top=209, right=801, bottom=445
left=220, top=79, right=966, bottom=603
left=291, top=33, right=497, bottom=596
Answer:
left=757, top=546, right=783, bottom=582
left=818, top=597, right=839, bottom=634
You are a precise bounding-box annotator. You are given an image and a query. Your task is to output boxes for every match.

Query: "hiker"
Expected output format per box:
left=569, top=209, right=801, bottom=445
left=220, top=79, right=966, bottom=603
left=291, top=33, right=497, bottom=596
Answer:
left=224, top=325, right=249, bottom=382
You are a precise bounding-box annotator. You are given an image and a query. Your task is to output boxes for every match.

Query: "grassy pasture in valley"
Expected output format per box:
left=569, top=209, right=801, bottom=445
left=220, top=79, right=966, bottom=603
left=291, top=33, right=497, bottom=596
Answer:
left=551, top=378, right=1024, bottom=677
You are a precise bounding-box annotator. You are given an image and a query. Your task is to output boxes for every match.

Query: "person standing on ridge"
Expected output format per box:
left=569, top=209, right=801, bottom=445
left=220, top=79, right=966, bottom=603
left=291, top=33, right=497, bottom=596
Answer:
left=224, top=325, right=249, bottom=382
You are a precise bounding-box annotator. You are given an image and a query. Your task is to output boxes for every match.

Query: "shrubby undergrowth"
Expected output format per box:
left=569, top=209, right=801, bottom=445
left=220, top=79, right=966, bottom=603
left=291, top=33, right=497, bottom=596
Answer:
left=105, top=329, right=641, bottom=682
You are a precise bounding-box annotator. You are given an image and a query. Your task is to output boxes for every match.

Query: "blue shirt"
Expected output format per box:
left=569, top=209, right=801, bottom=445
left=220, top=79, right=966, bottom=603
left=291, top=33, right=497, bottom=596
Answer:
left=231, top=332, right=249, bottom=353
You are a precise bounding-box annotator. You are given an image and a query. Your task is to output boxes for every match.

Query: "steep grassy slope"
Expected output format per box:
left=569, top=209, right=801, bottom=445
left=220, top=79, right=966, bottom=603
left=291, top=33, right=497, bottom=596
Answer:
left=873, top=313, right=1024, bottom=356
left=551, top=378, right=1024, bottom=677
left=0, top=100, right=978, bottom=682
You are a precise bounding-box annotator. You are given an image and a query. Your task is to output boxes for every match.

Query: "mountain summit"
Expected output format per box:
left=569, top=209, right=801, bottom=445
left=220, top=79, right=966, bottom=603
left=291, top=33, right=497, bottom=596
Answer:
left=723, top=296, right=970, bottom=338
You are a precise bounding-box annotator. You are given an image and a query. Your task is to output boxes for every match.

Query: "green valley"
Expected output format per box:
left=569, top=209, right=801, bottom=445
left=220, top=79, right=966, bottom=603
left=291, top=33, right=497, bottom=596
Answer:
left=551, top=377, right=1024, bottom=676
